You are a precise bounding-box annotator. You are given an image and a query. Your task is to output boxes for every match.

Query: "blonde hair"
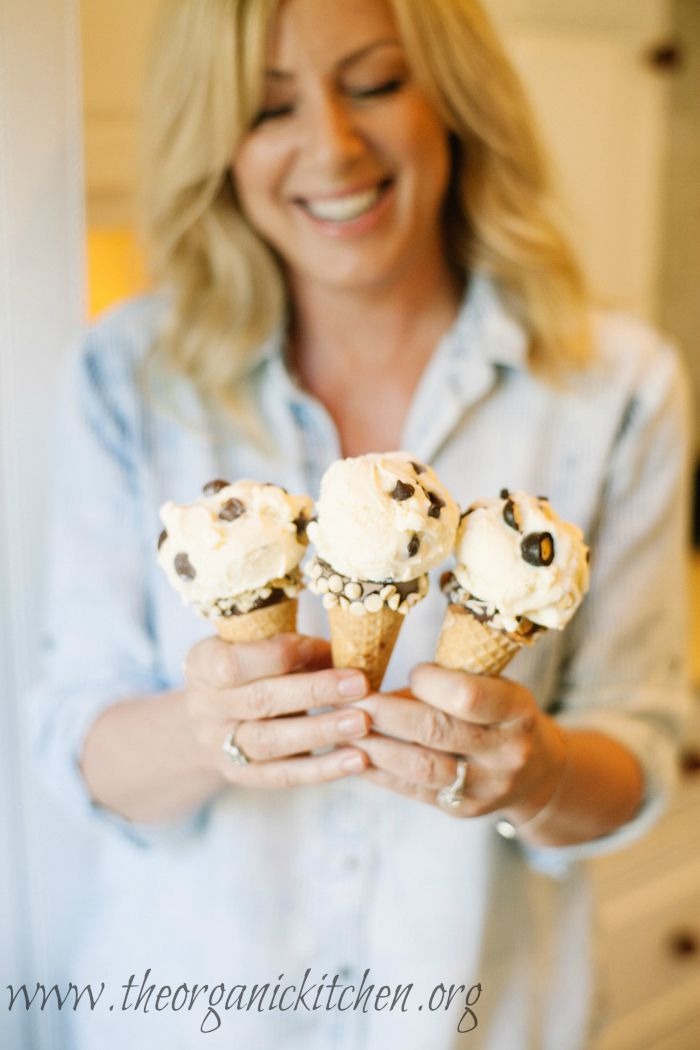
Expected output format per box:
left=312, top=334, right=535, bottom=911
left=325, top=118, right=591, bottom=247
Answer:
left=142, top=0, right=591, bottom=410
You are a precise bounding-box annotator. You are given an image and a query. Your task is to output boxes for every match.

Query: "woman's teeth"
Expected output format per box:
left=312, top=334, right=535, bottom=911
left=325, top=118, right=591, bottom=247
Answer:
left=303, top=185, right=385, bottom=222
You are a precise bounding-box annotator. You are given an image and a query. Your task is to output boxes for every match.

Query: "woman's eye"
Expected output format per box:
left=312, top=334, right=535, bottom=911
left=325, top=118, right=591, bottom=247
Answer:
left=349, top=78, right=405, bottom=100
left=252, top=104, right=294, bottom=127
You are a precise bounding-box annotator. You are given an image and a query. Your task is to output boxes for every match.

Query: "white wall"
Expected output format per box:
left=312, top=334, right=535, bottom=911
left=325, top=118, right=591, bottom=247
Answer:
left=0, top=1, right=91, bottom=1047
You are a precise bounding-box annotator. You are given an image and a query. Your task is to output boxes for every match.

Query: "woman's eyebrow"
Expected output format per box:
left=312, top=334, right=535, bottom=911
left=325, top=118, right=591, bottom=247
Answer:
left=265, top=37, right=401, bottom=79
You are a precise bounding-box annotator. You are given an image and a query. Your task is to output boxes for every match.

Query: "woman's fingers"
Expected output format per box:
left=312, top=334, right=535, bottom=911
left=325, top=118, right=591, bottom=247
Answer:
left=409, top=663, right=534, bottom=726
left=225, top=666, right=369, bottom=720
left=352, top=694, right=509, bottom=757
left=359, top=765, right=485, bottom=818
left=355, top=734, right=509, bottom=804
left=222, top=746, right=368, bottom=788
left=354, top=734, right=453, bottom=790
left=184, top=632, right=332, bottom=689
left=232, top=706, right=370, bottom=761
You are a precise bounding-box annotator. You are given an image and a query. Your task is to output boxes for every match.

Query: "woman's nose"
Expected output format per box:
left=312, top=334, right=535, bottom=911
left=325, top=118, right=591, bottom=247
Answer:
left=304, top=93, right=366, bottom=169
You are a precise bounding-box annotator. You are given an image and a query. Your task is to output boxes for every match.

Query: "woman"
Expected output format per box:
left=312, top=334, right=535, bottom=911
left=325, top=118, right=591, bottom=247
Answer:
left=34, top=0, right=690, bottom=1047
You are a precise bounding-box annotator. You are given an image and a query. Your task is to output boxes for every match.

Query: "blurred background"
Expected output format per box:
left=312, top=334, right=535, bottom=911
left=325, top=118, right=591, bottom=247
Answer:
left=1, top=1, right=699, bottom=1047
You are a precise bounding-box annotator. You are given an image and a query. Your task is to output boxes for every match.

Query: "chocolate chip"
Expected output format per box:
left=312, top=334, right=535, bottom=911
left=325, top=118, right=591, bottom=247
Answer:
left=426, top=491, right=446, bottom=519
left=500, top=488, right=510, bottom=499
left=537, top=495, right=549, bottom=502
left=586, top=548, right=591, bottom=564
left=218, top=498, right=246, bottom=522
left=439, top=570, right=453, bottom=589
left=174, top=552, right=196, bottom=580
left=407, top=533, right=421, bottom=557
left=293, top=513, right=312, bottom=538
left=157, top=529, right=168, bottom=550
left=521, top=531, right=555, bottom=567
left=410, top=461, right=427, bottom=475
left=202, top=479, right=230, bottom=496
left=503, top=499, right=520, bottom=531
left=391, top=481, right=415, bottom=501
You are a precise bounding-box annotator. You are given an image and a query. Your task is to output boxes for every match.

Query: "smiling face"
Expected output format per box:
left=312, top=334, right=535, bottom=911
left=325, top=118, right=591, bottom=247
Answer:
left=231, top=0, right=453, bottom=296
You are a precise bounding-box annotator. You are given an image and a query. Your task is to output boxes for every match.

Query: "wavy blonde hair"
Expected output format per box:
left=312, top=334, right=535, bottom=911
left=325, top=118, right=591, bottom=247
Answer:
left=142, top=0, right=591, bottom=410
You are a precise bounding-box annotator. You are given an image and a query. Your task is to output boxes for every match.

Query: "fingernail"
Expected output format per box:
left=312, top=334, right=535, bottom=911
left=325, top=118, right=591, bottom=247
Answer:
left=337, top=672, right=367, bottom=698
left=337, top=712, right=367, bottom=737
left=341, top=752, right=366, bottom=773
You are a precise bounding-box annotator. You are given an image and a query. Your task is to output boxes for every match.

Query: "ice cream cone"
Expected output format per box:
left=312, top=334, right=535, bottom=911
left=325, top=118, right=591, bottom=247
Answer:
left=214, top=598, right=298, bottom=644
left=327, top=603, right=404, bottom=691
left=435, top=604, right=537, bottom=676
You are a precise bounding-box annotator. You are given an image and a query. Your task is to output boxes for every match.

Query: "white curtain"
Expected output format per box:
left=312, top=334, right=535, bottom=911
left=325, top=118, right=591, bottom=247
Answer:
left=0, top=1, right=90, bottom=1047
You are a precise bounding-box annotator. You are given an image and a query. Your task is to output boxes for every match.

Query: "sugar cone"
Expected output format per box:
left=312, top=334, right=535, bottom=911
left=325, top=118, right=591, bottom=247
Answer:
left=214, top=598, right=298, bottom=644
left=435, top=604, right=536, bottom=675
left=327, top=604, right=404, bottom=691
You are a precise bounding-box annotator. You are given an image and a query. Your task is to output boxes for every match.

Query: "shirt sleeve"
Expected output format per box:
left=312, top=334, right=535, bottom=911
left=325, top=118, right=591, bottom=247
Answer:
left=522, top=335, right=693, bottom=877
left=27, top=323, right=204, bottom=848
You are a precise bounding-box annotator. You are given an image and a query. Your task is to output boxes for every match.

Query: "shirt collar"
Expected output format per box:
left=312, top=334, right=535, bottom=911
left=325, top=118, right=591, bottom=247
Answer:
left=248, top=271, right=529, bottom=408
left=449, top=273, right=529, bottom=372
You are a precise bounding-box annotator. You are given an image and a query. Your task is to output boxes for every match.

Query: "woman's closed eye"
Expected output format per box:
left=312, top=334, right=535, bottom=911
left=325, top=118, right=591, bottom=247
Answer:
left=347, top=77, right=405, bottom=100
left=252, top=103, right=295, bottom=127
left=252, top=78, right=405, bottom=126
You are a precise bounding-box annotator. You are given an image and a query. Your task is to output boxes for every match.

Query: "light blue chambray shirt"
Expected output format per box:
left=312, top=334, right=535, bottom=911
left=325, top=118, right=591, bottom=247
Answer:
left=31, top=275, right=691, bottom=1050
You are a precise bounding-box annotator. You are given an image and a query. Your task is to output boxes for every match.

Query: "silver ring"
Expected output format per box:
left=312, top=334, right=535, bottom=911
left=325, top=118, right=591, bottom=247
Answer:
left=437, top=757, right=469, bottom=809
left=222, top=725, right=251, bottom=766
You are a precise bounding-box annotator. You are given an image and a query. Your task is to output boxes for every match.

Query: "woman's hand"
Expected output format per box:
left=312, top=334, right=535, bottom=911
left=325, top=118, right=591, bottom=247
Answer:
left=183, top=632, right=371, bottom=789
left=352, top=663, right=567, bottom=820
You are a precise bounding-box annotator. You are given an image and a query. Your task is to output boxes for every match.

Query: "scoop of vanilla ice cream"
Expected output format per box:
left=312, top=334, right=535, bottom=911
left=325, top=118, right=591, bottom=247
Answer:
left=307, top=453, right=459, bottom=583
left=157, top=479, right=312, bottom=611
left=453, top=490, right=590, bottom=632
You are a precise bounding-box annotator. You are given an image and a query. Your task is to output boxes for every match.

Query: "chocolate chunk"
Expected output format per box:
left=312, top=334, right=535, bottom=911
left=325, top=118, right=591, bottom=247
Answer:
left=439, top=570, right=453, bottom=590
left=426, top=491, right=446, bottom=519
left=500, top=488, right=510, bottom=499
left=410, top=461, right=427, bottom=475
left=219, top=498, right=246, bottom=522
left=174, top=552, right=196, bottom=580
left=521, top=531, right=555, bottom=567
left=157, top=529, right=168, bottom=550
left=293, top=513, right=312, bottom=538
left=202, top=479, right=230, bottom=496
left=585, top=548, right=591, bottom=564
left=503, top=499, right=520, bottom=531
left=407, top=533, right=421, bottom=557
left=537, top=495, right=549, bottom=502
left=391, top=481, right=415, bottom=501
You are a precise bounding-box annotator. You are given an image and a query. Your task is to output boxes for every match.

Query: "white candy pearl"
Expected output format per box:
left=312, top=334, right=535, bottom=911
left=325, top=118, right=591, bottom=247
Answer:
left=364, top=593, right=383, bottom=613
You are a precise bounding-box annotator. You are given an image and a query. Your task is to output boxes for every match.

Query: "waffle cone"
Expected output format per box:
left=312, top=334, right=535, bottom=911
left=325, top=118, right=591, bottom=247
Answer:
left=327, top=604, right=404, bottom=691
left=435, top=604, right=538, bottom=675
left=214, top=598, right=298, bottom=644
